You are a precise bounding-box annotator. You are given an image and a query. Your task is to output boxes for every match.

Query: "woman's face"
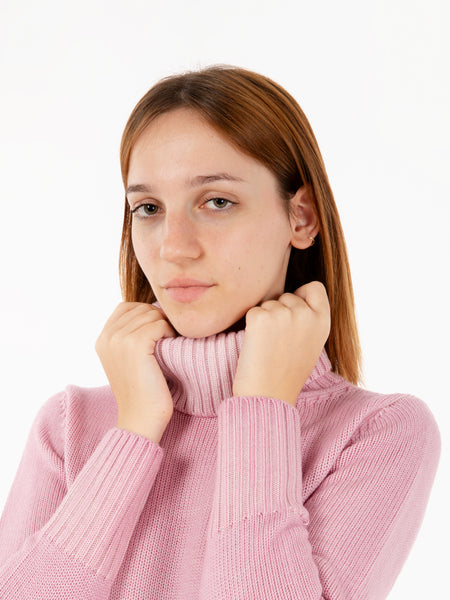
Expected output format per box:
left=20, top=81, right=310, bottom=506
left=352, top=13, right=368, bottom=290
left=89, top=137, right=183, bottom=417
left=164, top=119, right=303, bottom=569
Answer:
left=127, top=108, right=296, bottom=338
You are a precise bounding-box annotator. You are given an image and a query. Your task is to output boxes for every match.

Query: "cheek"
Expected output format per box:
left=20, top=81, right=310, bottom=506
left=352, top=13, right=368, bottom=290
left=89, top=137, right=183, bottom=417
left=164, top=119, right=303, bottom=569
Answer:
left=236, top=225, right=290, bottom=271
left=131, top=227, right=155, bottom=274
left=222, top=236, right=288, bottom=293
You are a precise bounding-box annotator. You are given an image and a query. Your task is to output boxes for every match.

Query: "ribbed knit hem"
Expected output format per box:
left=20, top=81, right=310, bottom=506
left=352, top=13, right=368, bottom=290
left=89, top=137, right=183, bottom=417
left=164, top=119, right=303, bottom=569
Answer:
left=43, top=428, right=163, bottom=580
left=200, top=509, right=321, bottom=599
left=0, top=535, right=111, bottom=598
left=210, top=396, right=307, bottom=533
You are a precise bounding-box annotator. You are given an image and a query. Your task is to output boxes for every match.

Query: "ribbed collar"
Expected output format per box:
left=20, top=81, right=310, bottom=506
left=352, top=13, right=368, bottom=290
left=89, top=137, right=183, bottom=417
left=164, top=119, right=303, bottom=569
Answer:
left=154, top=329, right=335, bottom=417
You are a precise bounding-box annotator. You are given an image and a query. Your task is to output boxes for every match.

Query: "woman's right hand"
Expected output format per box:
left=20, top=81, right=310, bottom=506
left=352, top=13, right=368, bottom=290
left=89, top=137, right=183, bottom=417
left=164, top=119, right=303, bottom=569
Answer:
left=95, top=302, right=177, bottom=443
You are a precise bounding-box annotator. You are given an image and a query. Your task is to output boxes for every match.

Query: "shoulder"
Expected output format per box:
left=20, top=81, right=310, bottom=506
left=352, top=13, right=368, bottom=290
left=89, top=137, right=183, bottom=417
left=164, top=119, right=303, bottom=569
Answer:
left=34, top=384, right=117, bottom=466
left=341, top=388, right=441, bottom=510
left=334, top=382, right=441, bottom=472
left=300, top=373, right=440, bottom=468
left=343, top=383, right=440, bottom=443
left=350, top=388, right=441, bottom=463
left=61, top=383, right=117, bottom=426
left=37, top=384, right=116, bottom=424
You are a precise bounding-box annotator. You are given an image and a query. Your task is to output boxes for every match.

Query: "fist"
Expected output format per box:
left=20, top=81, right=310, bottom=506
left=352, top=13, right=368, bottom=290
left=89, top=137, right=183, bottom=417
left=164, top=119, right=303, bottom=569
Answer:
left=95, top=302, right=177, bottom=442
left=233, top=282, right=331, bottom=406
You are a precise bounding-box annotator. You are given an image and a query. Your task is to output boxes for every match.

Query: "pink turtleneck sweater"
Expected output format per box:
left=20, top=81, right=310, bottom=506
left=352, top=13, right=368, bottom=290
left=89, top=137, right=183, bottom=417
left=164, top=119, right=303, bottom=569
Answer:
left=0, top=330, right=440, bottom=599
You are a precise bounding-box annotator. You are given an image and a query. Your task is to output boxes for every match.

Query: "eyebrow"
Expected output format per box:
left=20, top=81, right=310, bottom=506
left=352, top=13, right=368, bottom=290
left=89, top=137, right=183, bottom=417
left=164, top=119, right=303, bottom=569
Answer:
left=126, top=173, right=245, bottom=196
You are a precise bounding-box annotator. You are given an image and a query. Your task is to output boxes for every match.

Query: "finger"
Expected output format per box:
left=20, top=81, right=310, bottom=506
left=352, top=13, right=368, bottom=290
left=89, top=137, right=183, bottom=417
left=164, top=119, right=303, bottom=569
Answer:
left=257, top=299, right=285, bottom=311
left=113, top=301, right=164, bottom=320
left=259, top=294, right=305, bottom=313
left=293, top=281, right=329, bottom=312
left=109, top=303, right=167, bottom=333
left=100, top=302, right=147, bottom=332
left=276, top=292, right=304, bottom=308
left=128, top=318, right=177, bottom=351
left=109, top=301, right=150, bottom=319
left=124, top=313, right=176, bottom=338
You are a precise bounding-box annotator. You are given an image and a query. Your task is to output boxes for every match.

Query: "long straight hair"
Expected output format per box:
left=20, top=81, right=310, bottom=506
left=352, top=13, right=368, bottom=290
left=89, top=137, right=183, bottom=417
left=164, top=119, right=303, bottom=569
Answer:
left=119, top=65, right=362, bottom=385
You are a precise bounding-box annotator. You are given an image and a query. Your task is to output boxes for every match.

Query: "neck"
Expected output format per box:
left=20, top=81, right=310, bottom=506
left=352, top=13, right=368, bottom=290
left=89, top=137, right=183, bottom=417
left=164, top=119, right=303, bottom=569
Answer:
left=153, top=329, right=335, bottom=417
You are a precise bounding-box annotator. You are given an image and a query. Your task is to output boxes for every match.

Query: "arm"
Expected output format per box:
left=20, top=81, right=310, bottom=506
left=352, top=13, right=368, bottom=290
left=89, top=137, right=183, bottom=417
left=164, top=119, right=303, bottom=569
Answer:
left=199, top=283, right=440, bottom=599
left=199, top=392, right=440, bottom=600
left=0, top=302, right=176, bottom=598
left=0, top=391, right=164, bottom=600
left=305, top=394, right=440, bottom=598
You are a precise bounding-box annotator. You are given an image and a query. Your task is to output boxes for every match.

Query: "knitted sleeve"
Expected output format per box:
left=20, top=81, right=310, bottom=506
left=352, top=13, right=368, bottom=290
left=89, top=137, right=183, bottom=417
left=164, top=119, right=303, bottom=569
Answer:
left=0, top=391, right=164, bottom=599
left=199, top=394, right=440, bottom=599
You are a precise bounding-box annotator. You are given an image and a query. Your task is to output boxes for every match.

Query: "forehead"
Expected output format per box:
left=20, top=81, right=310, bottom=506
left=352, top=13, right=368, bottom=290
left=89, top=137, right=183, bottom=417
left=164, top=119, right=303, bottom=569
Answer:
left=128, top=108, right=270, bottom=183
left=131, top=108, right=237, bottom=157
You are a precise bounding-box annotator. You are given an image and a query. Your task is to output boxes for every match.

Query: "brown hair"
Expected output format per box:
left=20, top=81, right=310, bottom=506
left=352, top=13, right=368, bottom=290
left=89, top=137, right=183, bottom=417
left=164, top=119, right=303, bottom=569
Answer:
left=119, top=65, right=362, bottom=385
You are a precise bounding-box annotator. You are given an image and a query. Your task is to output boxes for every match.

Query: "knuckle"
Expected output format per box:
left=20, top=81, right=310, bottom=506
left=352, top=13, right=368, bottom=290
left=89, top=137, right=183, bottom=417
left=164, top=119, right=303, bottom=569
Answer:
left=279, top=292, right=294, bottom=301
left=246, top=306, right=264, bottom=321
left=109, top=330, right=123, bottom=347
left=311, top=280, right=327, bottom=295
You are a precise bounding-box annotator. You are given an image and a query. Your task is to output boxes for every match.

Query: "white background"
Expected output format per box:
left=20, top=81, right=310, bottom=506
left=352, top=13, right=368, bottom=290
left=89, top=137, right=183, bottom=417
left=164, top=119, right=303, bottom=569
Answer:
left=0, top=0, right=448, bottom=597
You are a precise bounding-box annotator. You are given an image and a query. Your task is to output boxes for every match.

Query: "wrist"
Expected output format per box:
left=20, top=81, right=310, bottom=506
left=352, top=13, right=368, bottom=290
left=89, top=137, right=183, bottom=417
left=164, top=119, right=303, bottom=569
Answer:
left=117, top=412, right=172, bottom=444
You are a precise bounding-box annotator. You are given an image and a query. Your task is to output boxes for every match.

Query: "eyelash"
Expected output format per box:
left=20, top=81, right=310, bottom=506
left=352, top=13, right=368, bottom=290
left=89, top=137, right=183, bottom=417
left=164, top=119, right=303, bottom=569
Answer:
left=130, top=197, right=236, bottom=218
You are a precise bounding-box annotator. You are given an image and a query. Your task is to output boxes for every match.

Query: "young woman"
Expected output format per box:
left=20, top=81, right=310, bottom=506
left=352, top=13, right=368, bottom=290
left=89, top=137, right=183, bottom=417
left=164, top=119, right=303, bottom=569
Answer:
left=0, top=65, right=440, bottom=599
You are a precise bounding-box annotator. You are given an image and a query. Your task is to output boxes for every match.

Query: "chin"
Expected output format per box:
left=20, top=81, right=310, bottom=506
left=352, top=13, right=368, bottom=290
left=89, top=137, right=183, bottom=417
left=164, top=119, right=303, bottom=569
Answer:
left=173, top=323, right=229, bottom=339
left=170, top=314, right=246, bottom=339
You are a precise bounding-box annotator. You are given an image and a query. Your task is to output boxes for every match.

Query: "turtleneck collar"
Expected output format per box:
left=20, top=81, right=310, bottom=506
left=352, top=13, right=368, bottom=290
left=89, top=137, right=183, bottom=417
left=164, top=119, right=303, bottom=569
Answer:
left=153, top=329, right=335, bottom=417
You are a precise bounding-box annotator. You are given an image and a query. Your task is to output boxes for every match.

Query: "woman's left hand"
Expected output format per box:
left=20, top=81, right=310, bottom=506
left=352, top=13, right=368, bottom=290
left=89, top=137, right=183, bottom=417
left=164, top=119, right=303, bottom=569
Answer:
left=232, top=281, right=331, bottom=407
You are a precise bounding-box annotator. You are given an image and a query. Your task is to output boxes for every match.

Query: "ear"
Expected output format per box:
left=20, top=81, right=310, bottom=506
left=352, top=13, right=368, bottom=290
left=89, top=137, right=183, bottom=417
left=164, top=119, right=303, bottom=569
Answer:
left=288, top=185, right=320, bottom=249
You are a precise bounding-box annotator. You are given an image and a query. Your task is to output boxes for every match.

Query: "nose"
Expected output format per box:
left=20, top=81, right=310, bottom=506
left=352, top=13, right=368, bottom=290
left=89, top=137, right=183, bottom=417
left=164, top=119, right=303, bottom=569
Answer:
left=159, top=212, right=202, bottom=262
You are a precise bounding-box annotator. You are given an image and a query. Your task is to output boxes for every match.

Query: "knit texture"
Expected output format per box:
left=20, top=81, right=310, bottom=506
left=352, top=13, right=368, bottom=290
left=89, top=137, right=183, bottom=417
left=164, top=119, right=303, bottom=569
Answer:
left=0, top=330, right=440, bottom=599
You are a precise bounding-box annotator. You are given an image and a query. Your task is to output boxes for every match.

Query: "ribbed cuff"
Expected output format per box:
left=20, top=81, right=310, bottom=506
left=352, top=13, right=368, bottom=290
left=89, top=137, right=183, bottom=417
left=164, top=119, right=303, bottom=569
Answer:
left=43, top=428, right=163, bottom=580
left=211, top=396, right=307, bottom=534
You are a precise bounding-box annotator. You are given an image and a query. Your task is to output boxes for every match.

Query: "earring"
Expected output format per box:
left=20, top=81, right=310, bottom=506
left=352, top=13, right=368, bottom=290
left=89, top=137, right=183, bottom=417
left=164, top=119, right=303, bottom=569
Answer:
left=308, top=237, right=315, bottom=247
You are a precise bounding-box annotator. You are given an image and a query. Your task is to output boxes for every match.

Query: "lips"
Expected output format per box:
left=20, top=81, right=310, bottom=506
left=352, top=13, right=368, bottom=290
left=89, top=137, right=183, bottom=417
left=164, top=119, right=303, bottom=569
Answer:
left=163, top=278, right=213, bottom=288
left=163, top=278, right=214, bottom=303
